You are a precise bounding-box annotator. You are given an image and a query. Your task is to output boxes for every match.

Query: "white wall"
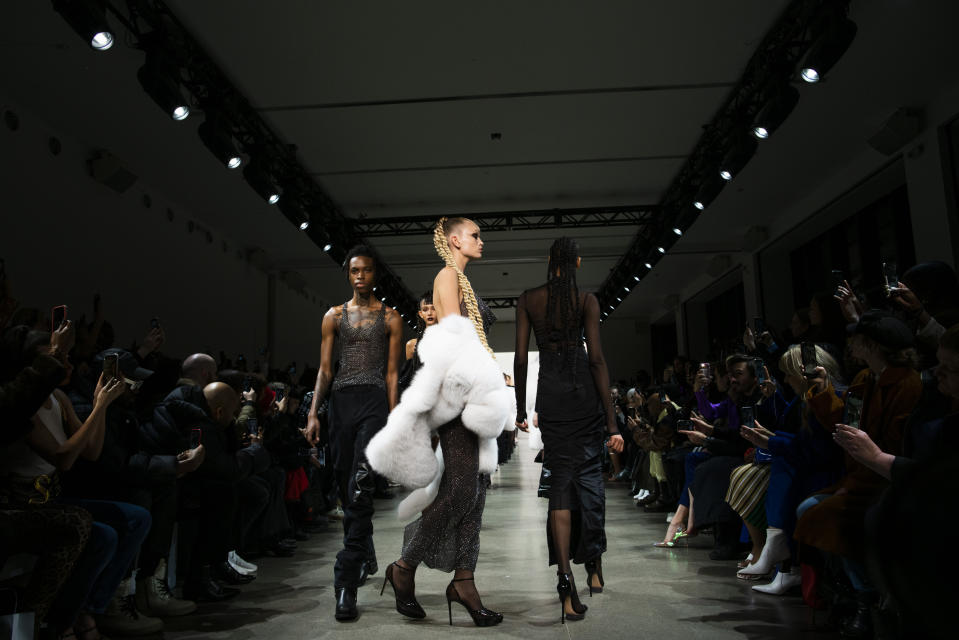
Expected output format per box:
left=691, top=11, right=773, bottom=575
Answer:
left=0, top=95, right=326, bottom=365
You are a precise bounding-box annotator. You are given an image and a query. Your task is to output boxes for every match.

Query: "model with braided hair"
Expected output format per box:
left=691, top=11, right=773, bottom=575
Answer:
left=514, top=237, right=625, bottom=623
left=381, top=217, right=503, bottom=627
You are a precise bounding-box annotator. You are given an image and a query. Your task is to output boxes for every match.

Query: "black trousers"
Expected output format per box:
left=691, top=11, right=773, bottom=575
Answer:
left=329, top=385, right=388, bottom=589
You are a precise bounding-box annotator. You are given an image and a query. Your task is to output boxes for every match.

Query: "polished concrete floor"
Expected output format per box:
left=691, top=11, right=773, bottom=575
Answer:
left=163, top=433, right=836, bottom=639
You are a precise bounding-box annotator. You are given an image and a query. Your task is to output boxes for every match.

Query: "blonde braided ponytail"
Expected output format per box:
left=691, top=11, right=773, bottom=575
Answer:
left=433, top=217, right=494, bottom=357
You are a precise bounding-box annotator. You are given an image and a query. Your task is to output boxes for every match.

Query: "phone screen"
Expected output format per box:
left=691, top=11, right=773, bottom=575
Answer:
left=102, top=353, right=119, bottom=380
left=739, top=405, right=755, bottom=428
left=882, top=261, right=898, bottom=290
left=753, top=317, right=765, bottom=334
left=51, top=305, right=68, bottom=331
left=247, top=418, right=259, bottom=436
left=150, top=317, right=161, bottom=330
left=801, top=342, right=818, bottom=376
left=275, top=388, right=285, bottom=403
left=189, top=428, right=202, bottom=448
left=844, top=396, right=864, bottom=429
left=676, top=419, right=693, bottom=429
left=754, top=358, right=767, bottom=384
left=243, top=376, right=253, bottom=392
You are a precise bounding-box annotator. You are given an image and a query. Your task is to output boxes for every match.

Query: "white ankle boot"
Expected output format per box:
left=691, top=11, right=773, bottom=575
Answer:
left=738, top=528, right=790, bottom=576
left=752, top=568, right=801, bottom=595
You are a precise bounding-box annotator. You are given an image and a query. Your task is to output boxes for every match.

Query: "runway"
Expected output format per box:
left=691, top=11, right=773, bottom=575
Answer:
left=163, top=432, right=832, bottom=639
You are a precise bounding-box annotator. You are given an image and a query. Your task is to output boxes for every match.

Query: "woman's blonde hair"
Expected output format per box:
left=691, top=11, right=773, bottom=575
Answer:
left=778, top=343, right=843, bottom=386
left=433, top=217, right=493, bottom=357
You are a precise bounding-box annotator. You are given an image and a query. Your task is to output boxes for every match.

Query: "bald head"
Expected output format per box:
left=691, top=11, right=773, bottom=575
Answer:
left=182, top=353, right=217, bottom=386
left=203, top=382, right=239, bottom=427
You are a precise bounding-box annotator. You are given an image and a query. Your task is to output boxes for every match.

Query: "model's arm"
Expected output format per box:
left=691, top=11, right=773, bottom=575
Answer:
left=305, top=308, right=337, bottom=445
left=432, top=267, right=461, bottom=319
left=513, top=291, right=531, bottom=426
left=582, top=294, right=618, bottom=435
left=385, top=307, right=403, bottom=411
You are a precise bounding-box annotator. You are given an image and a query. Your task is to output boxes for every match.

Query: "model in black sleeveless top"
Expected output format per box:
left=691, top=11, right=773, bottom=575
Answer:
left=304, top=245, right=404, bottom=622
left=513, top=237, right=624, bottom=623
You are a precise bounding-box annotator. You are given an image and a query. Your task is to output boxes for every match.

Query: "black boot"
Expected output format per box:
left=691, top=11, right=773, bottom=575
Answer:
left=183, top=565, right=240, bottom=602
left=335, top=587, right=358, bottom=622
left=840, top=592, right=877, bottom=639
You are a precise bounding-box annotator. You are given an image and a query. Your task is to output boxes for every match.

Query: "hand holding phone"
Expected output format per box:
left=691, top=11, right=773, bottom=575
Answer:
left=801, top=342, right=818, bottom=377
left=102, top=353, right=120, bottom=381
left=882, top=261, right=898, bottom=293
left=51, top=305, right=68, bottom=331
left=189, top=428, right=202, bottom=448
left=739, top=404, right=756, bottom=428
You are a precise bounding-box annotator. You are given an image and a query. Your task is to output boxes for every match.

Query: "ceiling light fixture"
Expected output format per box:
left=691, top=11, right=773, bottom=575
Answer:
left=53, top=0, right=114, bottom=51
left=801, top=17, right=857, bottom=84
left=751, top=83, right=800, bottom=139
left=719, top=135, right=758, bottom=181
left=243, top=160, right=281, bottom=204
left=198, top=118, right=242, bottom=169
left=137, top=53, right=190, bottom=121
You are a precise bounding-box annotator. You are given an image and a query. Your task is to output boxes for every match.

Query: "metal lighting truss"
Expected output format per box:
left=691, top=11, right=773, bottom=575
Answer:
left=95, top=1, right=420, bottom=322
left=352, top=205, right=659, bottom=237
left=595, top=0, right=852, bottom=318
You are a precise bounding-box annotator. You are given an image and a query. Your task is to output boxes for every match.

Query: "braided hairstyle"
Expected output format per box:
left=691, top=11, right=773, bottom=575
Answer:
left=546, top=237, right=581, bottom=372
left=433, top=217, right=494, bottom=357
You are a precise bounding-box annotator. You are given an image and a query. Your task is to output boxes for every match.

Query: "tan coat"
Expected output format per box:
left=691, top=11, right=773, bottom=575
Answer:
left=793, top=366, right=921, bottom=558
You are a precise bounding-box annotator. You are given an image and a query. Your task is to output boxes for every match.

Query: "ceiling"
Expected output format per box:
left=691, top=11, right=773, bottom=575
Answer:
left=4, top=1, right=958, bottom=322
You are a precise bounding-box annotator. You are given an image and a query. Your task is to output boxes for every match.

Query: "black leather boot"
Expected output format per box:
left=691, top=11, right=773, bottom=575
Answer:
left=335, top=587, right=358, bottom=622
left=183, top=565, right=240, bottom=603
left=840, top=592, right=877, bottom=639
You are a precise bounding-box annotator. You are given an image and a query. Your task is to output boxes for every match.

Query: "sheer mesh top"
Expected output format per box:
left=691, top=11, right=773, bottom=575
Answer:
left=333, top=302, right=387, bottom=390
left=513, top=285, right=617, bottom=432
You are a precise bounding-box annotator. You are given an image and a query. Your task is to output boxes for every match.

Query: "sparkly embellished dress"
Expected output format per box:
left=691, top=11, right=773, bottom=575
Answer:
left=400, top=296, right=497, bottom=572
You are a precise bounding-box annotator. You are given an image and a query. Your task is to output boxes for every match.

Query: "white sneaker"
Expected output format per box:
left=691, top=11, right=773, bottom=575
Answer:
left=228, top=550, right=258, bottom=576
left=136, top=559, right=197, bottom=617
left=752, top=569, right=802, bottom=595
left=633, top=489, right=650, bottom=501
left=326, top=506, right=345, bottom=521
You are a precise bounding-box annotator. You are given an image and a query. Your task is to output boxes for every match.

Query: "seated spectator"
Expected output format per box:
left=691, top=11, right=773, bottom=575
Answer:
left=794, top=310, right=922, bottom=638
left=0, top=327, right=159, bottom=638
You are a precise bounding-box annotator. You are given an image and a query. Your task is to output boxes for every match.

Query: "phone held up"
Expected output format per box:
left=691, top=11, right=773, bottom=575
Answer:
left=102, top=352, right=120, bottom=381
left=51, top=305, right=68, bottom=331
left=189, top=428, right=202, bottom=449
left=882, top=261, right=898, bottom=293
left=753, top=317, right=765, bottom=335
left=801, top=342, right=818, bottom=378
left=246, top=417, right=259, bottom=437
left=831, top=270, right=845, bottom=296
left=754, top=358, right=767, bottom=384
left=699, top=362, right=712, bottom=382
left=676, top=419, right=693, bottom=430
left=844, top=396, right=864, bottom=430
left=739, top=404, right=756, bottom=428
left=150, top=317, right=161, bottom=330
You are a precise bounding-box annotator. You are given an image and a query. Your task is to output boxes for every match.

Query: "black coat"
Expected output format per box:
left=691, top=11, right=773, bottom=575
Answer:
left=148, top=384, right=269, bottom=484
left=0, top=354, right=66, bottom=445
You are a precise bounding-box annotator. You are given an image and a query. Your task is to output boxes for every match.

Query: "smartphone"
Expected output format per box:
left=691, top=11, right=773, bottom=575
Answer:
left=246, top=417, right=259, bottom=437
left=275, top=388, right=285, bottom=403
left=676, top=419, right=693, bottom=430
left=700, top=362, right=712, bottom=382
left=844, top=396, right=864, bottom=430
left=882, top=261, right=898, bottom=292
left=189, top=428, right=202, bottom=448
left=242, top=376, right=253, bottom=393
left=754, top=358, right=767, bottom=384
left=831, top=269, right=844, bottom=294
left=102, top=353, right=120, bottom=380
left=801, top=342, right=818, bottom=377
left=739, top=404, right=755, bottom=428
left=753, top=317, right=765, bottom=335
left=150, top=317, right=161, bottom=330
left=51, top=305, right=68, bottom=331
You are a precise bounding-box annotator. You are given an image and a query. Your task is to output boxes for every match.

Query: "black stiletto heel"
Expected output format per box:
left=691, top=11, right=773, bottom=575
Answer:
left=380, top=562, right=426, bottom=619
left=584, top=559, right=605, bottom=595
left=556, top=572, right=587, bottom=623
left=445, top=577, right=503, bottom=627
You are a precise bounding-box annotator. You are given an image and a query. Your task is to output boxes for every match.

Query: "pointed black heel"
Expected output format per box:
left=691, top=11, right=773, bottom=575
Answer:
left=584, top=559, right=605, bottom=595
left=557, top=572, right=587, bottom=623
left=380, top=562, right=426, bottom=619
left=445, top=577, right=503, bottom=627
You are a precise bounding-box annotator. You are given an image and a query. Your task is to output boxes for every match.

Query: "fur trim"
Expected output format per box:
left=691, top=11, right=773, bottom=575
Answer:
left=397, top=447, right=444, bottom=520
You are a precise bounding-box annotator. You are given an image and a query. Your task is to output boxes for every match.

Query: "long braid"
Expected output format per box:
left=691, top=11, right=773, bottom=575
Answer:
left=546, top=237, right=581, bottom=373
left=433, top=217, right=494, bottom=357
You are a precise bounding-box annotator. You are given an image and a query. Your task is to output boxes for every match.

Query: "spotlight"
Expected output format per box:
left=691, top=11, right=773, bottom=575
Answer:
left=672, top=227, right=683, bottom=236
left=657, top=246, right=666, bottom=254
left=616, top=297, right=622, bottom=302
left=608, top=305, right=614, bottom=310
left=198, top=119, right=242, bottom=169
left=719, top=135, right=758, bottom=181
left=801, top=18, right=857, bottom=84
left=693, top=174, right=726, bottom=210
left=53, top=0, right=114, bottom=51
left=751, top=84, right=800, bottom=139
left=644, top=262, right=653, bottom=269
left=633, top=275, right=641, bottom=281
left=299, top=220, right=310, bottom=231
left=137, top=55, right=190, bottom=121
left=623, top=286, right=630, bottom=292
left=323, top=243, right=332, bottom=252
left=243, top=161, right=281, bottom=204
